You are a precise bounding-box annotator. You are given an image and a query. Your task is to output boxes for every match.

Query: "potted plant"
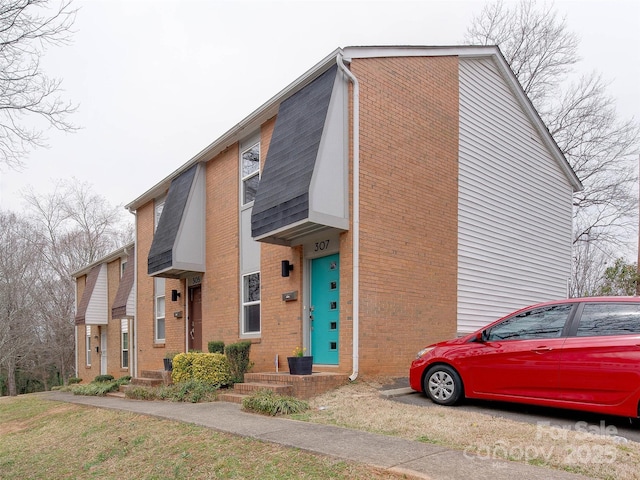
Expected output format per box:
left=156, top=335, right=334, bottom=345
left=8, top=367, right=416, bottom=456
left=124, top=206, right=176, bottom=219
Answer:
left=287, top=347, right=312, bottom=375
left=164, top=352, right=178, bottom=371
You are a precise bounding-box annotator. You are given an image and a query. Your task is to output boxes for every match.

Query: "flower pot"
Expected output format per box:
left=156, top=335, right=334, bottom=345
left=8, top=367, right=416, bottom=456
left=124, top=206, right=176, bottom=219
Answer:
left=287, top=356, right=313, bottom=375
left=163, top=358, right=173, bottom=371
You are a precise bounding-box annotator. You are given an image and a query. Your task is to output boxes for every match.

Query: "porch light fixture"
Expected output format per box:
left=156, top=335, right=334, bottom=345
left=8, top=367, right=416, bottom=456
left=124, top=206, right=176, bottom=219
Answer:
left=171, top=289, right=181, bottom=302
left=281, top=260, right=294, bottom=277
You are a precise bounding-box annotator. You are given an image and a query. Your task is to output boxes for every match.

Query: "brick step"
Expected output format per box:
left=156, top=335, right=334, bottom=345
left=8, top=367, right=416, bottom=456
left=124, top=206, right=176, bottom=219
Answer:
left=139, top=370, right=165, bottom=380
left=218, top=392, right=247, bottom=404
left=106, top=391, right=125, bottom=398
left=232, top=382, right=293, bottom=396
left=130, top=377, right=164, bottom=387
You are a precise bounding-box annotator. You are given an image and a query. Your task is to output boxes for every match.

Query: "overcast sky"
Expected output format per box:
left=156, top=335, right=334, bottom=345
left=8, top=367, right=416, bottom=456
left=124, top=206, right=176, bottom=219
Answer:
left=1, top=0, right=639, bottom=230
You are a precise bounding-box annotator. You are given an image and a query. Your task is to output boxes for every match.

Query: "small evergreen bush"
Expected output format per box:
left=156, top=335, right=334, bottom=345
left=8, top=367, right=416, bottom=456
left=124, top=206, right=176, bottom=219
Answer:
left=70, top=375, right=130, bottom=396
left=171, top=352, right=231, bottom=386
left=67, top=377, right=82, bottom=385
left=225, top=341, right=253, bottom=383
left=208, top=341, right=225, bottom=354
left=125, top=386, right=157, bottom=400
left=242, top=389, right=309, bottom=416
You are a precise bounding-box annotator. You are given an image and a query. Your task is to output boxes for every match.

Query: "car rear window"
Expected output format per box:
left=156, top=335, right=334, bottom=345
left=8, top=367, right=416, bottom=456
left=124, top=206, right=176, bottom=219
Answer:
left=576, top=303, right=640, bottom=336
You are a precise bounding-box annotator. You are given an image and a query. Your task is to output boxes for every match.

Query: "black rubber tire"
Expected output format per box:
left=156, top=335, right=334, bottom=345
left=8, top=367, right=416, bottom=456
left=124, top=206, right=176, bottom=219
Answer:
left=423, top=365, right=464, bottom=406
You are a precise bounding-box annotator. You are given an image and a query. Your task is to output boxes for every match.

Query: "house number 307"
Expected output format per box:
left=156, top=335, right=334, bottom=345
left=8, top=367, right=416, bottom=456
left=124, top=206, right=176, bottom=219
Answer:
left=314, top=240, right=330, bottom=252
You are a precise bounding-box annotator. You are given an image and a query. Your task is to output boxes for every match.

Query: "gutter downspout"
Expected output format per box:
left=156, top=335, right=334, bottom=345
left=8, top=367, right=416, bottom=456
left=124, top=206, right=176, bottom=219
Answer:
left=337, top=53, right=360, bottom=382
left=128, top=207, right=139, bottom=380
left=74, top=280, right=78, bottom=379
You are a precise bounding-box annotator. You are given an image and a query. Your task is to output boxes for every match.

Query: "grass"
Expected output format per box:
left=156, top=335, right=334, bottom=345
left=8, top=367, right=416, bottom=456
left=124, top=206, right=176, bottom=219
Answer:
left=0, top=395, right=405, bottom=479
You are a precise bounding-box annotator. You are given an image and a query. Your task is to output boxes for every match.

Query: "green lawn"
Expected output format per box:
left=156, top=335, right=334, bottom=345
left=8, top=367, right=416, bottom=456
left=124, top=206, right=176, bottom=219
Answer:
left=0, top=395, right=402, bottom=479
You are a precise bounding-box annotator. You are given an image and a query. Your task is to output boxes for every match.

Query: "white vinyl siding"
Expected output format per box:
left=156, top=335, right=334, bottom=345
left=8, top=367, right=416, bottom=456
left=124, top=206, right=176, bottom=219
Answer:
left=457, top=57, right=574, bottom=333
left=85, top=263, right=109, bottom=325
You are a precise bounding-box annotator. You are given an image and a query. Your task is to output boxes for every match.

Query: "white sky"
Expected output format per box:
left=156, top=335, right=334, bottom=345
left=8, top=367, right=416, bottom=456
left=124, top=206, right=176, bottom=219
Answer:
left=1, top=0, right=639, bottom=229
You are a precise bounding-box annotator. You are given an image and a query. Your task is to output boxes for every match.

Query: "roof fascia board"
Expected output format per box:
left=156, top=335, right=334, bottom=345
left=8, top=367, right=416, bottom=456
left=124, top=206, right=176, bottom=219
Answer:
left=125, top=48, right=343, bottom=211
left=342, top=45, right=498, bottom=60
left=71, top=242, right=135, bottom=278
left=343, top=45, right=582, bottom=192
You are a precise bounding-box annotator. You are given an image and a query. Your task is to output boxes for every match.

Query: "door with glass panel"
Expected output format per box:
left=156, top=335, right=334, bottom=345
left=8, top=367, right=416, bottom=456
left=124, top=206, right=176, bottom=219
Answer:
left=310, top=254, right=340, bottom=365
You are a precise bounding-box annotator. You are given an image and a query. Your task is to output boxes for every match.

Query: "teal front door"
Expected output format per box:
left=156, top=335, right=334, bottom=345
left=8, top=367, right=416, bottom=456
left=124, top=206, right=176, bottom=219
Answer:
left=310, top=253, right=340, bottom=365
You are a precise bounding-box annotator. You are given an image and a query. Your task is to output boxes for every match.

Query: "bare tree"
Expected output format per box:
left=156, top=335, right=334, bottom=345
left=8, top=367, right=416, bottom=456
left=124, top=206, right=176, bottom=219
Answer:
left=20, top=180, right=132, bottom=386
left=465, top=0, right=640, bottom=296
left=0, top=0, right=78, bottom=168
left=0, top=211, right=44, bottom=395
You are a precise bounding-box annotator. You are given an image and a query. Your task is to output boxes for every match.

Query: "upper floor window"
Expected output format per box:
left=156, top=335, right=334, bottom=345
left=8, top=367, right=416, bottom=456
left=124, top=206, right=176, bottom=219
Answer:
left=154, top=196, right=166, bottom=231
left=241, top=143, right=260, bottom=205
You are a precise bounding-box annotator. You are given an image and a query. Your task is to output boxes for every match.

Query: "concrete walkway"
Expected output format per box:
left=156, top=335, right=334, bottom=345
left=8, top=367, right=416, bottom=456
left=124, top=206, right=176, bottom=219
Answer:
left=44, top=391, right=590, bottom=480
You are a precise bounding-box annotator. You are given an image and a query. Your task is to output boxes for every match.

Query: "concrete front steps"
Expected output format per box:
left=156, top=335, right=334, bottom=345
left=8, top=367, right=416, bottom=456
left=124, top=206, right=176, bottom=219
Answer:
left=218, top=371, right=349, bottom=404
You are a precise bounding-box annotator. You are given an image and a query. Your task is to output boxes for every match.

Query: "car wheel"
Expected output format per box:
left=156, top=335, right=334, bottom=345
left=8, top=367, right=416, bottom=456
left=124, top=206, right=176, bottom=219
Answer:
left=423, top=365, right=463, bottom=406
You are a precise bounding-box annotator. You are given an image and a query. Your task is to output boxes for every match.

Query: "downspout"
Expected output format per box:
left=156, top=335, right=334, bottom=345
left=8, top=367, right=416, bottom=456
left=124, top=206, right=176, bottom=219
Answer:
left=128, top=207, right=138, bottom=379
left=74, top=279, right=78, bottom=379
left=337, top=53, right=360, bottom=382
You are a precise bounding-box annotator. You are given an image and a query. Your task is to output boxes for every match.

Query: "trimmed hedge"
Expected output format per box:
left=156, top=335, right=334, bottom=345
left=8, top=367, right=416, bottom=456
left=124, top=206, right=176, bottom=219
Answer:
left=208, top=341, right=225, bottom=354
left=225, top=341, right=253, bottom=383
left=171, top=352, right=231, bottom=386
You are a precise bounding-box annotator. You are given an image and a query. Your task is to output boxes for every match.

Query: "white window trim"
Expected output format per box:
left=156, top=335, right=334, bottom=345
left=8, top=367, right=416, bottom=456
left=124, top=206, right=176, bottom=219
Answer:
left=241, top=271, right=261, bottom=336
left=86, top=325, right=92, bottom=366
left=121, top=318, right=129, bottom=369
left=155, top=278, right=166, bottom=343
left=154, top=195, right=166, bottom=232
left=240, top=142, right=260, bottom=207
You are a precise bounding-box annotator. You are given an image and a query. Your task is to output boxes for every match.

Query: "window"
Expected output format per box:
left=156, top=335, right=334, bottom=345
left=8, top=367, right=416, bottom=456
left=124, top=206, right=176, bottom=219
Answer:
left=154, top=196, right=165, bottom=231
left=121, top=260, right=127, bottom=278
left=242, top=272, right=260, bottom=334
left=486, top=304, right=573, bottom=341
left=86, top=325, right=92, bottom=366
left=155, top=277, right=166, bottom=342
left=577, top=303, right=640, bottom=336
left=121, top=319, right=129, bottom=368
left=241, top=143, right=260, bottom=204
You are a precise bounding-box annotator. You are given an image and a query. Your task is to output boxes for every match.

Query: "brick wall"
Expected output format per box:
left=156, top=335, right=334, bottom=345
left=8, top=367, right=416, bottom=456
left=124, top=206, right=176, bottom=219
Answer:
left=351, top=56, right=459, bottom=375
left=128, top=55, right=460, bottom=379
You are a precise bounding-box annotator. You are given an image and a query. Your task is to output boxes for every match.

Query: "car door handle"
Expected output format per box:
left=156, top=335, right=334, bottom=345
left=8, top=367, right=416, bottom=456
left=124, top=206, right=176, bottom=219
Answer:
left=532, top=347, right=552, bottom=353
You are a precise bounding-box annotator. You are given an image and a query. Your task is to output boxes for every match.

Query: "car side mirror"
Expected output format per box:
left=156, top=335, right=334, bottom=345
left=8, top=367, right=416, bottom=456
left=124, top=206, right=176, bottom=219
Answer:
left=474, top=331, right=484, bottom=343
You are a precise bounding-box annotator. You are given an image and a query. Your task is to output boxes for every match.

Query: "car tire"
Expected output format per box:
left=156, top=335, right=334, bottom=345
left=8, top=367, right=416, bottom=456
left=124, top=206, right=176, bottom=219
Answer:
left=423, top=365, right=463, bottom=406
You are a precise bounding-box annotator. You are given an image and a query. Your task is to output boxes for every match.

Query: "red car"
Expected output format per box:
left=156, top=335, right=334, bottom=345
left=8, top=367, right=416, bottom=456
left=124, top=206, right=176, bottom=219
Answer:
left=409, top=297, right=640, bottom=419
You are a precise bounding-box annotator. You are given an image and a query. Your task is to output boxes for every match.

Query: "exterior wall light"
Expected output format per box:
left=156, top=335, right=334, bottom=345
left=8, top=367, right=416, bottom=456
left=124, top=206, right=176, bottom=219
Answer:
left=281, top=260, right=294, bottom=277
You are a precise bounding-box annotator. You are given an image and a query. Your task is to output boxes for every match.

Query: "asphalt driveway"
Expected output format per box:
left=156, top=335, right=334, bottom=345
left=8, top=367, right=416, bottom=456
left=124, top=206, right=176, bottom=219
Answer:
left=383, top=378, right=640, bottom=443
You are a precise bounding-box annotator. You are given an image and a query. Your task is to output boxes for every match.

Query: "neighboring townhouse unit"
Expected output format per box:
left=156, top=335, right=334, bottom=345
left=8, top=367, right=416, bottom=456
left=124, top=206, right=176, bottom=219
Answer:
left=73, top=244, right=135, bottom=381
left=74, top=46, right=582, bottom=380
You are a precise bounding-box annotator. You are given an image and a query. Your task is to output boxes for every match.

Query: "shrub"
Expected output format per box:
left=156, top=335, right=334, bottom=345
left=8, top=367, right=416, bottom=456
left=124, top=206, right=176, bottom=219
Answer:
left=171, top=352, right=231, bottom=386
left=70, top=375, right=130, bottom=396
left=225, top=341, right=253, bottom=383
left=67, top=377, right=82, bottom=385
left=208, top=341, right=225, bottom=354
left=158, top=380, right=219, bottom=403
left=242, top=389, right=309, bottom=416
left=125, top=386, right=157, bottom=400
